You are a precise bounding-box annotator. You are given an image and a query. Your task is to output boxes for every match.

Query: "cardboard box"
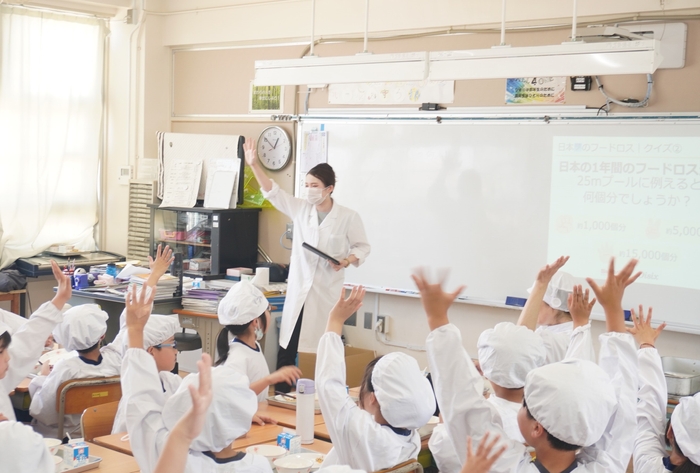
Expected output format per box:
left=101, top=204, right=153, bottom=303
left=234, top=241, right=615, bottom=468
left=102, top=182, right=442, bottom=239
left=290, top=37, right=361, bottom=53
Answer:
left=298, top=346, right=376, bottom=388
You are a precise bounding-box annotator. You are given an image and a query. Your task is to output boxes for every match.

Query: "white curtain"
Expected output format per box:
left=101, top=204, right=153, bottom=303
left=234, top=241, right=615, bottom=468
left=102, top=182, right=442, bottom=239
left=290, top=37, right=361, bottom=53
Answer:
left=0, top=5, right=107, bottom=268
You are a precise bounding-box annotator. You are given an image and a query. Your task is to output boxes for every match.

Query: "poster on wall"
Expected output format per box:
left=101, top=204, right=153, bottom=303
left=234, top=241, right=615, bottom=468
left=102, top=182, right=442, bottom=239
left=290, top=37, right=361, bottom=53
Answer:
left=250, top=82, right=284, bottom=113
left=329, top=80, right=454, bottom=105
left=505, top=77, right=566, bottom=104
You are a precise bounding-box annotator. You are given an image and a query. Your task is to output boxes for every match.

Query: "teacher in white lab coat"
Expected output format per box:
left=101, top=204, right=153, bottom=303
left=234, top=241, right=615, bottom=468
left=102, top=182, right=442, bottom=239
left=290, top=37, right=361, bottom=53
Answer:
left=244, top=137, right=371, bottom=392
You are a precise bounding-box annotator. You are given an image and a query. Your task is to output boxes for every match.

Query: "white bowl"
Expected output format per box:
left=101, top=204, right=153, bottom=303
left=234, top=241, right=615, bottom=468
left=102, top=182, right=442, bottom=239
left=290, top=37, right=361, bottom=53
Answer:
left=274, top=454, right=315, bottom=473
left=246, top=444, right=287, bottom=467
left=417, top=416, right=440, bottom=438
left=295, top=452, right=326, bottom=471
left=44, top=438, right=62, bottom=455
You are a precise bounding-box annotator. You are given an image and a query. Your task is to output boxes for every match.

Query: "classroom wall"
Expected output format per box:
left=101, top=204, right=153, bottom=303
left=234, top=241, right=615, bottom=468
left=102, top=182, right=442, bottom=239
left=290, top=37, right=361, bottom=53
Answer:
left=93, top=3, right=700, bottom=362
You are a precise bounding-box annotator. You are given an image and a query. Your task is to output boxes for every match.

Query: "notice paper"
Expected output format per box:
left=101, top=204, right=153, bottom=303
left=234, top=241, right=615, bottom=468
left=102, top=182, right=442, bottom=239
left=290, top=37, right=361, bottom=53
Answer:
left=160, top=160, right=203, bottom=208
left=204, top=158, right=240, bottom=209
left=300, top=130, right=328, bottom=173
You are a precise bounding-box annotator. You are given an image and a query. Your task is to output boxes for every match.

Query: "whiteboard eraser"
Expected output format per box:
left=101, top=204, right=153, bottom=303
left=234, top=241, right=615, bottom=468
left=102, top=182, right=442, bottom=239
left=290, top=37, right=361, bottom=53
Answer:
left=505, top=296, right=527, bottom=307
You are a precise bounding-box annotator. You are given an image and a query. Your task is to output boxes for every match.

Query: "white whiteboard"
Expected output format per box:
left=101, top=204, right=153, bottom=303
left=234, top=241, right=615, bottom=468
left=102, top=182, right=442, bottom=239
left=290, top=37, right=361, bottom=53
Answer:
left=296, top=114, right=700, bottom=334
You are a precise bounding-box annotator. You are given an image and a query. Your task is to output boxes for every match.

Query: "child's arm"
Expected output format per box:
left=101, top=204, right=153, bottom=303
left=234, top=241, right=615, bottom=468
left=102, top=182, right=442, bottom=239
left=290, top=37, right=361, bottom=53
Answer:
left=563, top=284, right=597, bottom=362
left=516, top=256, right=569, bottom=331
left=144, top=244, right=174, bottom=290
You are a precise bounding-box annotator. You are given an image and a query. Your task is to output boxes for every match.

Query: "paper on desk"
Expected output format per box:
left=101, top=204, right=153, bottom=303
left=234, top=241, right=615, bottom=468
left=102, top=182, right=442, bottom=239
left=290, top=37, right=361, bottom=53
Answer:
left=160, top=160, right=203, bottom=208
left=204, top=159, right=239, bottom=209
left=116, top=264, right=150, bottom=280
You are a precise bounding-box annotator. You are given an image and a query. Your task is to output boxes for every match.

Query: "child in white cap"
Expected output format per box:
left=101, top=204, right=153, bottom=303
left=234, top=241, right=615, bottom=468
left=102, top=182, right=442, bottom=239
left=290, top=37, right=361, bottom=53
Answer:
left=0, top=260, right=71, bottom=423
left=316, top=286, right=436, bottom=472
left=629, top=305, right=700, bottom=472
left=121, top=286, right=272, bottom=473
left=415, top=258, right=640, bottom=473
left=111, top=314, right=181, bottom=433
left=216, top=281, right=301, bottom=402
left=0, top=421, right=55, bottom=472
left=29, top=303, right=122, bottom=438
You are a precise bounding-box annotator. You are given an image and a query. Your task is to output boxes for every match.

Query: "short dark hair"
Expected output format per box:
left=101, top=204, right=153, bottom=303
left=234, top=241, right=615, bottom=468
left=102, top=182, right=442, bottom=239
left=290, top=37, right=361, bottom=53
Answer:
left=359, top=356, right=383, bottom=410
left=215, top=313, right=268, bottom=367
left=0, top=330, right=11, bottom=351
left=77, top=340, right=101, bottom=356
left=307, top=163, right=336, bottom=190
left=668, top=420, right=700, bottom=473
left=523, top=399, right=580, bottom=451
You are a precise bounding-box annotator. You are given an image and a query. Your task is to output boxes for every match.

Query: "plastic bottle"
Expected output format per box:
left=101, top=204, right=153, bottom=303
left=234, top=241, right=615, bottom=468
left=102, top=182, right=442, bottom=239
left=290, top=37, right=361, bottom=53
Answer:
left=295, top=379, right=315, bottom=444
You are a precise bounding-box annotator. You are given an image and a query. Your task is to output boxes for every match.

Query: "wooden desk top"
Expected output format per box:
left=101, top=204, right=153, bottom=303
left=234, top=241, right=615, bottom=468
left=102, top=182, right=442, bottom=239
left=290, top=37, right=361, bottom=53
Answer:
left=257, top=402, right=325, bottom=428
left=92, top=434, right=133, bottom=456
left=314, top=423, right=331, bottom=442
left=85, top=442, right=140, bottom=473
left=15, top=377, right=31, bottom=393
left=262, top=439, right=333, bottom=455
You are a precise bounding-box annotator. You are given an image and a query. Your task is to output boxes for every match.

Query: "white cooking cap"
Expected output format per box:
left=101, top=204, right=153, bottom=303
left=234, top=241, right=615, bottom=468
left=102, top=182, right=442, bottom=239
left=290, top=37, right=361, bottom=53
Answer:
left=217, top=281, right=268, bottom=326
left=671, top=392, right=700, bottom=464
left=477, top=322, right=547, bottom=389
left=527, top=271, right=575, bottom=312
left=162, top=365, right=257, bottom=452
left=53, top=304, right=108, bottom=351
left=143, top=315, right=180, bottom=349
left=0, top=311, right=22, bottom=335
left=0, top=421, right=54, bottom=473
left=372, top=352, right=436, bottom=430
left=524, top=358, right=617, bottom=447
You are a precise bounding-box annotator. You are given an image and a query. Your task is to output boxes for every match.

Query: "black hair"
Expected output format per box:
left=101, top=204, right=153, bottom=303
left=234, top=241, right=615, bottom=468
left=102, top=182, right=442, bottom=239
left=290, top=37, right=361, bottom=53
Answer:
left=358, top=356, right=383, bottom=410
left=667, top=419, right=700, bottom=473
left=523, top=399, right=580, bottom=452
left=0, top=331, right=11, bottom=351
left=307, top=163, right=336, bottom=191
left=77, top=340, right=101, bottom=356
left=215, top=313, right=268, bottom=367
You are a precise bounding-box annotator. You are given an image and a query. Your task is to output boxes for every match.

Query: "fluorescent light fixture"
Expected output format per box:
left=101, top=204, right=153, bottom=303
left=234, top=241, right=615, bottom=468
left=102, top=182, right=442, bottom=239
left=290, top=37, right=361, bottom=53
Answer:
left=254, top=52, right=428, bottom=86
left=429, top=40, right=662, bottom=80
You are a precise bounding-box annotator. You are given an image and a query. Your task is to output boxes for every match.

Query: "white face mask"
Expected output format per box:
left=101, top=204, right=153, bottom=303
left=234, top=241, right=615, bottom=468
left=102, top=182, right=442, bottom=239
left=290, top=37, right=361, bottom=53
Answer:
left=254, top=326, right=264, bottom=341
left=301, top=186, right=328, bottom=205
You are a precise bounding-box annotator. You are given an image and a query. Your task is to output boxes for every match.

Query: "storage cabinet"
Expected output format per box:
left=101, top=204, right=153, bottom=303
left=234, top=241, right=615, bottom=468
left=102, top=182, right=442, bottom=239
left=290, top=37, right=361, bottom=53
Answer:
left=148, top=205, right=260, bottom=279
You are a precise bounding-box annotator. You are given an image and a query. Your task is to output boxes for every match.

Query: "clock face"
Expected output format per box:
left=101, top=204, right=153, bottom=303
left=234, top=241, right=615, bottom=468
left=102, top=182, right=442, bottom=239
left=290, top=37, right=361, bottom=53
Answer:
left=257, top=126, right=292, bottom=171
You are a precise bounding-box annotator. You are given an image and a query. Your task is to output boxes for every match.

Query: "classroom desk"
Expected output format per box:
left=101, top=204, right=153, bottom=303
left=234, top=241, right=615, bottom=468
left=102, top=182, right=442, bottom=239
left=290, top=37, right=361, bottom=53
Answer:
left=94, top=424, right=285, bottom=457
left=68, top=290, right=181, bottom=343
left=84, top=442, right=141, bottom=473
left=9, top=376, right=31, bottom=396
left=256, top=402, right=325, bottom=428
left=173, top=309, right=223, bottom=359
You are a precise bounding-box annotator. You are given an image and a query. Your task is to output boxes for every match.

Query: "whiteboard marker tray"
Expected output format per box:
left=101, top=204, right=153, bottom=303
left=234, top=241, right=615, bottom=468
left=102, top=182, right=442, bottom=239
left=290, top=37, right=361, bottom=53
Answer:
left=57, top=456, right=102, bottom=473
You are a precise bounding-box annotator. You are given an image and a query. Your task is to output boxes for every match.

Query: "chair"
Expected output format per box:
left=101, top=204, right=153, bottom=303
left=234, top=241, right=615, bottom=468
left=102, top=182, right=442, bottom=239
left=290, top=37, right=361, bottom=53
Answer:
left=0, top=289, right=27, bottom=316
left=373, top=459, right=424, bottom=473
left=55, top=376, right=122, bottom=440
left=80, top=400, right=120, bottom=441
left=175, top=329, right=202, bottom=352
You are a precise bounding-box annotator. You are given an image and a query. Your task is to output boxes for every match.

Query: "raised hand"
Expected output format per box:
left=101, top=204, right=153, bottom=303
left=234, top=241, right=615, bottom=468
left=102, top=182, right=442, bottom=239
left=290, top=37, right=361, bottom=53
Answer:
left=148, top=244, right=174, bottom=279
left=51, top=260, right=72, bottom=310
left=627, top=305, right=666, bottom=348
left=243, top=137, right=258, bottom=167
left=125, top=285, right=155, bottom=336
left=411, top=268, right=465, bottom=331
left=461, top=432, right=507, bottom=473
left=568, top=284, right=596, bottom=329
left=586, top=258, right=641, bottom=333
left=536, top=255, right=570, bottom=285
left=326, top=286, right=365, bottom=335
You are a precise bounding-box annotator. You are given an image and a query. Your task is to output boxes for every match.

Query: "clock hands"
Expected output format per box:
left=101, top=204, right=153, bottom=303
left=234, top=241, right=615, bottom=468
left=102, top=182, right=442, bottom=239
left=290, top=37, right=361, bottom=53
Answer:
left=264, top=137, right=274, bottom=148
left=273, top=138, right=279, bottom=149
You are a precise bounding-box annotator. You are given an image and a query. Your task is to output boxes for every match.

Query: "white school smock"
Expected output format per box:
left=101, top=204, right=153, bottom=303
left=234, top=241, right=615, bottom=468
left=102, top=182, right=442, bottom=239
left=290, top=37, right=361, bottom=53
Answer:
left=262, top=181, right=370, bottom=353
left=316, top=332, right=421, bottom=472
left=224, top=339, right=270, bottom=402
left=121, top=348, right=273, bottom=473
left=426, top=323, right=638, bottom=473
left=111, top=370, right=181, bottom=434
left=536, top=321, right=574, bottom=364
left=633, top=347, right=672, bottom=473
left=0, top=302, right=63, bottom=422
left=29, top=349, right=122, bottom=437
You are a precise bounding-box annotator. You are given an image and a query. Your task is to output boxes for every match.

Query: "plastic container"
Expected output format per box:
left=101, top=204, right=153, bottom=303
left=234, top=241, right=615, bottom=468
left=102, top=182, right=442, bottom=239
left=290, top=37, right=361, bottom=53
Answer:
left=662, top=356, right=700, bottom=396
left=295, top=379, right=315, bottom=444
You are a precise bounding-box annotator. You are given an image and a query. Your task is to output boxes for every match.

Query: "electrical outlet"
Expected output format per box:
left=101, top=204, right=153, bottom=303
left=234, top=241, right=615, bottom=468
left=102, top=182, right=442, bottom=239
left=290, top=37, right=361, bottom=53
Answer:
left=364, top=312, right=373, bottom=329
left=377, top=315, right=390, bottom=334
left=285, top=223, right=293, bottom=240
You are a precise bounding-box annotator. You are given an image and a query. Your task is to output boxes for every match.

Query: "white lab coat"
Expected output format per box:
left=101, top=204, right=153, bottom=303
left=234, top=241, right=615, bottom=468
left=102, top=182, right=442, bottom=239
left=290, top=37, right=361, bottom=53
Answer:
left=111, top=370, right=181, bottom=434
left=0, top=302, right=63, bottom=422
left=121, top=348, right=273, bottom=473
left=224, top=339, right=270, bottom=402
left=316, top=332, right=421, bottom=472
left=29, top=349, right=122, bottom=438
left=633, top=347, right=672, bottom=473
left=426, top=323, right=638, bottom=473
left=536, top=321, right=574, bottom=364
left=263, top=181, right=370, bottom=353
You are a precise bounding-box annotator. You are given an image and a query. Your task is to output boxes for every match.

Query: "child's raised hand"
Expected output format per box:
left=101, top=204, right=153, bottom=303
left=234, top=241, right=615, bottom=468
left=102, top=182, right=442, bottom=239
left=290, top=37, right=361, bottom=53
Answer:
left=627, top=305, right=666, bottom=348
left=536, top=255, right=570, bottom=285
left=148, top=244, right=174, bottom=279
left=51, top=260, right=72, bottom=310
left=330, top=286, right=365, bottom=323
left=411, top=268, right=465, bottom=330
left=568, top=284, right=596, bottom=329
left=243, top=137, right=258, bottom=167
left=125, top=285, right=155, bottom=334
left=586, top=258, right=640, bottom=333
left=461, top=432, right=507, bottom=473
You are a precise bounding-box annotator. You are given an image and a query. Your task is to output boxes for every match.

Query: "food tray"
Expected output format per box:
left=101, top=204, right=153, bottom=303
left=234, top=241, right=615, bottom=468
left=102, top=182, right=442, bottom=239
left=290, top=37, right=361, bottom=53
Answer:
left=57, top=456, right=102, bottom=473
left=267, top=395, right=322, bottom=415
left=662, top=356, right=700, bottom=396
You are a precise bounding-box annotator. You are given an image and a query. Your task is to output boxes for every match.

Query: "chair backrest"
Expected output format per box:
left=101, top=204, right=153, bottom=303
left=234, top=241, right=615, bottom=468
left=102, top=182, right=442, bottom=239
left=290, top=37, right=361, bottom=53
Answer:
left=373, top=460, right=424, bottom=473
left=80, top=400, right=120, bottom=442
left=55, top=376, right=121, bottom=439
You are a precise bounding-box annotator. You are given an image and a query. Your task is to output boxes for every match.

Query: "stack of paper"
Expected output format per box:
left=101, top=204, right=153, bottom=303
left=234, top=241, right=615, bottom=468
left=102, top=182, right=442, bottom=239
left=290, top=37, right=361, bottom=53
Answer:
left=182, top=289, right=227, bottom=314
